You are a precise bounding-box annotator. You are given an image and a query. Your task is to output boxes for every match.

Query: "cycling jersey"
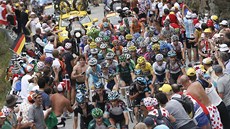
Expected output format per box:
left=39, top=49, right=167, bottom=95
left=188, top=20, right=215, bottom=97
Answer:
left=166, top=60, right=184, bottom=74
left=152, top=61, right=167, bottom=76
left=105, top=100, right=128, bottom=116
left=74, top=104, right=94, bottom=129
left=135, top=62, right=153, bottom=78
left=116, top=63, right=133, bottom=85
left=88, top=118, right=112, bottom=129
left=92, top=90, right=108, bottom=112
left=129, top=84, right=150, bottom=105
left=86, top=64, right=102, bottom=83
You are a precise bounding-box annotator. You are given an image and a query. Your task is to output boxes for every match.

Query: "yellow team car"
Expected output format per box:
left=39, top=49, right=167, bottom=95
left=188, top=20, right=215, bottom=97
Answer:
left=58, top=11, right=98, bottom=42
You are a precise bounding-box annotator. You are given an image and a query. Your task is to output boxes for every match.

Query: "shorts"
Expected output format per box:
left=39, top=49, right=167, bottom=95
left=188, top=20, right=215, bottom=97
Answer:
left=109, top=113, right=125, bottom=125
left=170, top=72, right=182, bottom=84
left=186, top=37, right=197, bottom=49
left=156, top=74, right=165, bottom=83
left=106, top=80, right=115, bottom=91
left=75, top=81, right=85, bottom=90
left=138, top=13, right=146, bottom=19
left=121, top=78, right=132, bottom=86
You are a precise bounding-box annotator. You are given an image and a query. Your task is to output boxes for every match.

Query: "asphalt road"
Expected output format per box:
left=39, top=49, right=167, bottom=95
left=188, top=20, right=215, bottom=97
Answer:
left=61, top=4, right=137, bottom=129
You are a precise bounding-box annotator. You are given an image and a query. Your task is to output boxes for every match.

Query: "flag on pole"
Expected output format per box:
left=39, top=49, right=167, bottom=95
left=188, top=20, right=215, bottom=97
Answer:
left=10, top=34, right=25, bottom=55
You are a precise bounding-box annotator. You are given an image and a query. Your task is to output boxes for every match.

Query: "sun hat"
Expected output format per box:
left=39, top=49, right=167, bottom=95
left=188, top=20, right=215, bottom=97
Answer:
left=5, top=95, right=18, bottom=107
left=202, top=57, right=212, bottom=65
left=159, top=84, right=172, bottom=93
left=186, top=68, right=196, bottom=76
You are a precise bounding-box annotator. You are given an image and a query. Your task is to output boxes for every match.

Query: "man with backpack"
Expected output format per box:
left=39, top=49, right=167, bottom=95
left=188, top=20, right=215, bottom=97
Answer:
left=160, top=84, right=198, bottom=129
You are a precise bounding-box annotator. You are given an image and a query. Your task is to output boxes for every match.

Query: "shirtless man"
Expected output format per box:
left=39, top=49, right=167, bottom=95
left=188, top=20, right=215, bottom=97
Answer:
left=71, top=55, right=88, bottom=100
left=50, top=82, right=74, bottom=127
left=179, top=75, right=223, bottom=129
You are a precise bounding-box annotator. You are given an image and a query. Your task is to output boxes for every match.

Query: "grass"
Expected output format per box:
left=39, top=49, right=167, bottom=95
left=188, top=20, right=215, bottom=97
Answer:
left=0, top=30, right=13, bottom=108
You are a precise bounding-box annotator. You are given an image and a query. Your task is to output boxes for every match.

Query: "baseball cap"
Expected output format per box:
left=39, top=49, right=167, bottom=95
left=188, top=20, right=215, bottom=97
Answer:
left=203, top=28, right=212, bottom=33
left=0, top=112, right=6, bottom=118
left=219, top=44, right=229, bottom=52
left=220, top=20, right=228, bottom=26
left=186, top=68, right=196, bottom=76
left=202, top=57, right=212, bottom=65
left=26, top=64, right=34, bottom=73
left=45, top=57, right=53, bottom=64
left=65, top=42, right=72, bottom=50
left=57, top=82, right=66, bottom=92
left=186, top=12, right=192, bottom=19
left=143, top=117, right=155, bottom=127
left=159, top=84, right=172, bottom=93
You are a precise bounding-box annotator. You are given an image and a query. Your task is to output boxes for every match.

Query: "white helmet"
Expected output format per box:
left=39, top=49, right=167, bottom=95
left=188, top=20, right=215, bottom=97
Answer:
left=90, top=48, right=99, bottom=54
left=122, top=47, right=129, bottom=53
left=125, top=53, right=131, bottom=59
left=100, top=43, right=107, bottom=49
left=140, top=41, right=147, bottom=48
left=37, top=61, right=45, bottom=70
left=88, top=58, right=98, bottom=66
left=151, top=36, right=159, bottom=43
left=155, top=54, right=164, bottom=61
left=106, top=52, right=115, bottom=60
left=95, top=37, right=103, bottom=43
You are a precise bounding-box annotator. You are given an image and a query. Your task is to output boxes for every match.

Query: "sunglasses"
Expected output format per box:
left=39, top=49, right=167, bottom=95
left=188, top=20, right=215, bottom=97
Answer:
left=140, top=63, right=145, bottom=66
left=91, top=65, right=96, bottom=67
left=110, top=99, right=117, bottom=102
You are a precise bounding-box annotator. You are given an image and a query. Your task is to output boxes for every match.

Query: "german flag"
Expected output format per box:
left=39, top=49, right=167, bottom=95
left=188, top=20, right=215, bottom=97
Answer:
left=11, top=34, right=25, bottom=55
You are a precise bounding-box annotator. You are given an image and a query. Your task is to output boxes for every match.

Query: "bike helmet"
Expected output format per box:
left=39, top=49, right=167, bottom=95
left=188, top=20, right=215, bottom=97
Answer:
left=119, top=55, right=126, bottom=62
left=128, top=46, right=137, bottom=52
left=125, top=34, right=132, bottom=40
left=112, top=39, right=119, bottom=45
left=94, top=81, right=104, bottom=89
left=155, top=54, right=164, bottom=61
left=100, top=43, right=107, bottom=49
left=118, top=35, right=125, bottom=41
left=147, top=44, right=152, bottom=52
left=103, top=22, right=109, bottom=28
left=37, top=61, right=45, bottom=70
left=91, top=108, right=103, bottom=118
left=95, top=37, right=103, bottom=43
left=124, top=53, right=131, bottom=59
left=76, top=93, right=85, bottom=104
left=152, top=43, right=160, bottom=51
left=151, top=36, right=159, bottom=43
left=167, top=50, right=177, bottom=57
left=136, top=36, right=144, bottom=43
left=136, top=77, right=147, bottom=86
left=90, top=48, right=99, bottom=55
left=133, top=33, right=141, bottom=39
left=134, top=69, right=143, bottom=76
left=160, top=42, right=170, bottom=51
left=99, top=31, right=105, bottom=37
left=164, top=19, right=170, bottom=27
left=103, top=36, right=110, bottom=42
left=139, top=41, right=147, bottom=48
left=108, top=91, right=119, bottom=101
left=81, top=35, right=88, bottom=42
left=119, top=26, right=125, bottom=32
left=90, top=42, right=97, bottom=49
left=104, top=30, right=112, bottom=37
left=88, top=57, right=98, bottom=66
left=171, top=35, right=179, bottom=42
left=122, top=47, right=129, bottom=53
left=143, top=97, right=158, bottom=111
left=137, top=56, right=146, bottom=64
left=106, top=52, right=115, bottom=60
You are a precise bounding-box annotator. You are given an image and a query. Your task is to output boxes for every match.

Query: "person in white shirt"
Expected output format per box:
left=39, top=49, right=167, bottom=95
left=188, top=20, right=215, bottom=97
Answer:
left=20, top=64, right=34, bottom=100
left=43, top=35, right=57, bottom=58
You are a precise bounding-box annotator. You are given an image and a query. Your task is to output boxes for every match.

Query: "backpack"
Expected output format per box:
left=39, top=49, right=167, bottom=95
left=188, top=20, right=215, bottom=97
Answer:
left=172, top=95, right=195, bottom=118
left=148, top=109, right=175, bottom=129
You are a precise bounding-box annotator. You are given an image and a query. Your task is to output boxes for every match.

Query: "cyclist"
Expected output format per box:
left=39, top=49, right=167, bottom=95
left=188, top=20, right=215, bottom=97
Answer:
left=88, top=108, right=115, bottom=129
left=73, top=93, right=94, bottom=129
left=152, top=54, right=167, bottom=90
left=126, top=34, right=134, bottom=48
left=129, top=77, right=151, bottom=122
left=116, top=55, right=135, bottom=95
left=125, top=53, right=135, bottom=70
left=99, top=43, right=113, bottom=58
left=165, top=50, right=186, bottom=84
left=89, top=48, right=104, bottom=64
left=128, top=46, right=138, bottom=64
left=85, top=58, right=102, bottom=91
left=111, top=39, right=123, bottom=58
left=100, top=62, right=118, bottom=91
left=135, top=56, right=155, bottom=94
left=104, top=91, right=129, bottom=129
left=151, top=43, right=161, bottom=62
left=137, top=41, right=148, bottom=57
left=171, top=35, right=185, bottom=61
left=104, top=52, right=118, bottom=72
left=92, top=81, right=108, bottom=112
left=160, top=41, right=172, bottom=58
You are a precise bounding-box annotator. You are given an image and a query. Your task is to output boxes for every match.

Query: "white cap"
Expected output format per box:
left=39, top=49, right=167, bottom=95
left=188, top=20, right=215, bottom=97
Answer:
left=191, top=13, right=197, bottom=18
left=186, top=12, right=192, bottom=19
left=220, top=20, right=228, bottom=26
left=65, top=43, right=72, bottom=50
left=57, top=82, right=66, bottom=92
left=219, top=44, right=229, bottom=52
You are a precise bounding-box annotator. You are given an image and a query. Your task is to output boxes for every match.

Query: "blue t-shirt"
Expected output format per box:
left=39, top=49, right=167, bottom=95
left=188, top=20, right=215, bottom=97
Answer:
left=41, top=91, right=51, bottom=110
left=86, top=64, right=102, bottom=83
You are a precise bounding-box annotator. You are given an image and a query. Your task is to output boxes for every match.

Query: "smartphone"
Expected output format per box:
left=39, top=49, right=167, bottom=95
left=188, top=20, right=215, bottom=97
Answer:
left=81, top=72, right=85, bottom=75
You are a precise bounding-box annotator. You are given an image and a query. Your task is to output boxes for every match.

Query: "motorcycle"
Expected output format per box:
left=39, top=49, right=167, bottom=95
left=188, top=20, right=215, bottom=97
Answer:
left=104, top=0, right=122, bottom=16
